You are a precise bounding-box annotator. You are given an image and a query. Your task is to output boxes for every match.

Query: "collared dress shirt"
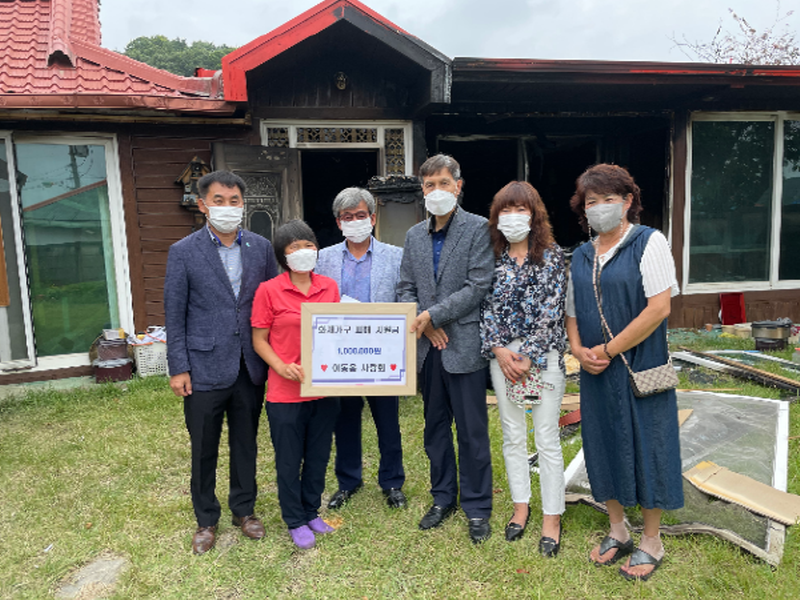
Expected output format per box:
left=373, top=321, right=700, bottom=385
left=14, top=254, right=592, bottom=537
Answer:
left=207, top=226, right=243, bottom=298
left=340, top=237, right=373, bottom=303
left=428, top=208, right=458, bottom=278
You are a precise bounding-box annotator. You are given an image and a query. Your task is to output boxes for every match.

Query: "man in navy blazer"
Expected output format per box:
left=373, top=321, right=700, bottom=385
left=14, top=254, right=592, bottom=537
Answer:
left=315, top=187, right=407, bottom=510
left=397, top=154, right=494, bottom=544
left=165, top=170, right=278, bottom=554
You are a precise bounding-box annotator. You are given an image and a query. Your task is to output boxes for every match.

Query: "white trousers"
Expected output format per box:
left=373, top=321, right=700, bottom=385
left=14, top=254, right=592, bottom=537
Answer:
left=490, top=342, right=566, bottom=515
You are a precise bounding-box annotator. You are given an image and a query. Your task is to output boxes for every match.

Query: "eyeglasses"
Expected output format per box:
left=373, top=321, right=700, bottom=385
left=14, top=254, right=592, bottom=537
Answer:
left=339, top=211, right=370, bottom=222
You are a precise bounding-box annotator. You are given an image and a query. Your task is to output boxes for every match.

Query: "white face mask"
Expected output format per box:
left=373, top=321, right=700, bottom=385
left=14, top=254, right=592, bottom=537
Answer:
left=286, top=248, right=318, bottom=272
left=497, top=213, right=531, bottom=243
left=425, top=189, right=458, bottom=216
left=206, top=205, right=243, bottom=234
left=340, top=218, right=373, bottom=244
left=586, top=202, right=625, bottom=234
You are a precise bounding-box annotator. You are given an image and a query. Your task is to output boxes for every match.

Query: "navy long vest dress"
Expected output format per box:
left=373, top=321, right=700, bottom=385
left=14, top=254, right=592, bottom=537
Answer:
left=571, top=225, right=684, bottom=510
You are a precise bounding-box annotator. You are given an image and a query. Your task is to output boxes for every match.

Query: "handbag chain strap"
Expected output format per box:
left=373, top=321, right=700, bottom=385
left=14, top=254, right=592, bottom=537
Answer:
left=591, top=243, right=636, bottom=378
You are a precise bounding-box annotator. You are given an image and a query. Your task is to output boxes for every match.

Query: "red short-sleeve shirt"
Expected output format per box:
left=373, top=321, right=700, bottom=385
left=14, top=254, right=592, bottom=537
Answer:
left=251, top=271, right=340, bottom=403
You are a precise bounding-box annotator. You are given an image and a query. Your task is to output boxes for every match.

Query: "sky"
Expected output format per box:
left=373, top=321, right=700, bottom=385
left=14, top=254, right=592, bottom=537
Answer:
left=98, top=0, right=800, bottom=63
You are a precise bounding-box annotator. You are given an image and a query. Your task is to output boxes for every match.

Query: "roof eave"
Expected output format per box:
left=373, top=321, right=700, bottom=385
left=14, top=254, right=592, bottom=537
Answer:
left=0, top=94, right=238, bottom=115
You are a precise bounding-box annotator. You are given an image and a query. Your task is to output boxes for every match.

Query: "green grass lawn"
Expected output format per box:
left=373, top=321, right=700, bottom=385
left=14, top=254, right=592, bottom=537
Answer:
left=1, top=369, right=799, bottom=599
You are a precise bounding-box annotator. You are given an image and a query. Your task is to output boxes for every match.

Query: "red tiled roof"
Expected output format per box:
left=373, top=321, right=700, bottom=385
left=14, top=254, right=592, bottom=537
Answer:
left=0, top=0, right=233, bottom=113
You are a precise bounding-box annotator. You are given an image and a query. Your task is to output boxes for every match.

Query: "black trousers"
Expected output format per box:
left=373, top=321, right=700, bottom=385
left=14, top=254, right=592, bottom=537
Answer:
left=265, top=397, right=340, bottom=529
left=183, top=363, right=264, bottom=527
left=421, top=348, right=492, bottom=519
left=332, top=395, right=405, bottom=491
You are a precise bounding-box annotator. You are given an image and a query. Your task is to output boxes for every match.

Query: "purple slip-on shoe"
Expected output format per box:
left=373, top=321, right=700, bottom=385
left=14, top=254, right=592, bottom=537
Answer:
left=308, top=517, right=335, bottom=534
left=289, top=525, right=315, bottom=549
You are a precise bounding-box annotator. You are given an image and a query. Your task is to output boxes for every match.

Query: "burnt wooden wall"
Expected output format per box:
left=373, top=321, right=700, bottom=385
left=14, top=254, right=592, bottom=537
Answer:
left=248, top=21, right=428, bottom=121
left=118, top=125, right=254, bottom=331
left=670, top=290, right=800, bottom=329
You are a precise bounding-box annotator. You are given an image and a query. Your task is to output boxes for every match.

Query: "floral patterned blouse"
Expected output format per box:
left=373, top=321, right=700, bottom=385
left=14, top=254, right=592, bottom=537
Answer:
left=480, top=243, right=567, bottom=372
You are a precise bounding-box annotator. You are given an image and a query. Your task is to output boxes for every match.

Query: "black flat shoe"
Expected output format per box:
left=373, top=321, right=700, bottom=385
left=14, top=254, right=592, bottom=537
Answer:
left=382, top=487, right=407, bottom=509
left=327, top=483, right=363, bottom=510
left=538, top=521, right=562, bottom=558
left=468, top=518, right=492, bottom=544
left=504, top=505, right=530, bottom=542
left=419, top=504, right=456, bottom=530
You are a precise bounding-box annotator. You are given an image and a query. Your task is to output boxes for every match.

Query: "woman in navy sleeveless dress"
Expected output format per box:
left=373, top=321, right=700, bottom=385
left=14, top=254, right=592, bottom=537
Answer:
left=565, top=164, right=683, bottom=582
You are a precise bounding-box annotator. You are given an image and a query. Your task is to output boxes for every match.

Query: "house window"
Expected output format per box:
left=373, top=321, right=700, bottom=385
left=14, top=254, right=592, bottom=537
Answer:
left=687, top=114, right=800, bottom=290
left=16, top=143, right=120, bottom=357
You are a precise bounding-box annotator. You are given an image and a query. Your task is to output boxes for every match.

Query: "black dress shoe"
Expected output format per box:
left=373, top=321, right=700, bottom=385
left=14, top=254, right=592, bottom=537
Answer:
left=418, top=504, right=456, bottom=530
left=504, top=506, right=530, bottom=542
left=327, top=483, right=363, bottom=509
left=383, top=487, right=407, bottom=509
left=538, top=521, right=563, bottom=558
left=468, top=518, right=492, bottom=544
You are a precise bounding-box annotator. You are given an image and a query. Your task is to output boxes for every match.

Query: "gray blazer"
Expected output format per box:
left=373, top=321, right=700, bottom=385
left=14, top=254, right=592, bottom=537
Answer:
left=397, top=208, right=493, bottom=374
left=164, top=228, right=278, bottom=391
left=316, top=238, right=403, bottom=303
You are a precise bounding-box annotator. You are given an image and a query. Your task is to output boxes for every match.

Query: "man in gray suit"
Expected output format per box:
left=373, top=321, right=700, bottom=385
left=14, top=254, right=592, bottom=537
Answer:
left=316, top=188, right=407, bottom=510
left=397, top=154, right=494, bottom=543
left=165, top=170, right=279, bottom=554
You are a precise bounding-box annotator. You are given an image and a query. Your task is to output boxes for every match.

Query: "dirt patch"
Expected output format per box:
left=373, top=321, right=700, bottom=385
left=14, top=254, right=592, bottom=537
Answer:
left=55, top=551, right=129, bottom=600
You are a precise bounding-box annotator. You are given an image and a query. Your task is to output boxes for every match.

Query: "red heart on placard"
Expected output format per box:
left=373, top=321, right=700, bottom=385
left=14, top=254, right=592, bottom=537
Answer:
left=321, top=365, right=328, bottom=372
left=390, top=364, right=397, bottom=371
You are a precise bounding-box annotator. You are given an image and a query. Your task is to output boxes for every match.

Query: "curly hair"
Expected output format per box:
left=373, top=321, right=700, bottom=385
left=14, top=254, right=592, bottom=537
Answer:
left=569, top=164, right=643, bottom=232
left=488, top=181, right=555, bottom=264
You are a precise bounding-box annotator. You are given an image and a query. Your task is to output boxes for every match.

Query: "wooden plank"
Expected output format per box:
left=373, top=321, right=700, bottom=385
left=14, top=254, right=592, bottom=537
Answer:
left=678, top=347, right=800, bottom=392
left=0, top=365, right=92, bottom=385
left=142, top=264, right=167, bottom=279
left=136, top=203, right=193, bottom=216
left=139, top=226, right=194, bottom=241
left=142, top=252, right=169, bottom=265
left=139, top=213, right=195, bottom=227
left=136, top=188, right=185, bottom=202
left=131, top=148, right=214, bottom=163
left=140, top=239, right=180, bottom=253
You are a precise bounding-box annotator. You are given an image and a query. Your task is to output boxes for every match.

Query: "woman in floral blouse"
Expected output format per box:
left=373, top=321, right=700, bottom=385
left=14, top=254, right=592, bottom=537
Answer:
left=480, top=181, right=567, bottom=556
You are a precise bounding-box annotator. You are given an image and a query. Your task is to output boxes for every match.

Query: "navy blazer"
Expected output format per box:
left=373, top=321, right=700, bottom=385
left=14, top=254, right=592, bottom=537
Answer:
left=164, top=227, right=278, bottom=391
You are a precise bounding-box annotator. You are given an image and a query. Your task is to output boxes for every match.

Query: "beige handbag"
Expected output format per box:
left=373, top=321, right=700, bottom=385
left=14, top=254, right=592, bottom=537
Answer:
left=592, top=247, right=678, bottom=398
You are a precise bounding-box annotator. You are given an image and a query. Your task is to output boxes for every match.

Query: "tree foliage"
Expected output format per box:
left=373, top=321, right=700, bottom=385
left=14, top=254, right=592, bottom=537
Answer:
left=123, top=36, right=237, bottom=77
left=673, top=2, right=799, bottom=65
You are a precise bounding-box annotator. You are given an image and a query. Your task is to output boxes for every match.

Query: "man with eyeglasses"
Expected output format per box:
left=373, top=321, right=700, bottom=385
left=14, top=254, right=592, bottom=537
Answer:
left=315, top=187, right=407, bottom=510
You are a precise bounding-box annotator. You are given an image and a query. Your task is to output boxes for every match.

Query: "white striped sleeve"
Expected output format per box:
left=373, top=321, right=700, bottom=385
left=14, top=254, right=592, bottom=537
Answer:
left=640, top=230, right=679, bottom=298
left=565, top=271, right=576, bottom=318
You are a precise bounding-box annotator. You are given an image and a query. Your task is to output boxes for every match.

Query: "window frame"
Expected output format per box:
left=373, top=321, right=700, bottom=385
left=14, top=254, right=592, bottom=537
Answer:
left=10, top=132, right=133, bottom=371
left=0, top=130, right=36, bottom=370
left=683, top=111, right=800, bottom=294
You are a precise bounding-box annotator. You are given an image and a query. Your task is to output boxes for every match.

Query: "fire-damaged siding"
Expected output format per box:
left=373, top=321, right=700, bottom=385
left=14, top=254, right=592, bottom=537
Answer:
left=118, top=127, right=253, bottom=330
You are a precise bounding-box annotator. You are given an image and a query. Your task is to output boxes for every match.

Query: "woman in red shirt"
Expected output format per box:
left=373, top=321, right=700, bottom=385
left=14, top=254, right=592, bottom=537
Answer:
left=252, top=220, right=340, bottom=550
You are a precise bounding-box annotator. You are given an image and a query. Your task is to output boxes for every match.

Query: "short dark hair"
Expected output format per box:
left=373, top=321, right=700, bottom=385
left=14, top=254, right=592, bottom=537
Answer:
left=273, top=220, right=319, bottom=271
left=197, top=170, right=247, bottom=198
left=419, top=154, right=461, bottom=181
left=569, top=164, right=643, bottom=232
